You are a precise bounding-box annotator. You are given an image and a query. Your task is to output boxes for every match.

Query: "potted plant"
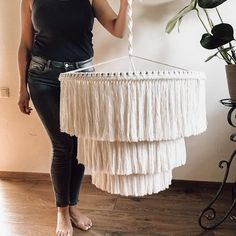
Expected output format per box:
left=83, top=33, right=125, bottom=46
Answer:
left=166, top=0, right=236, bottom=100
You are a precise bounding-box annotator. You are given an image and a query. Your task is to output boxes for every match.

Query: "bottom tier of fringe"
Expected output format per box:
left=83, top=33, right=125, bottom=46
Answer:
left=91, top=170, right=173, bottom=196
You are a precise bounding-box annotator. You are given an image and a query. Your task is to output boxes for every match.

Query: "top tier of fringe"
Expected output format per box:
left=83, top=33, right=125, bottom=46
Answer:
left=59, top=70, right=206, bottom=81
left=59, top=73, right=207, bottom=141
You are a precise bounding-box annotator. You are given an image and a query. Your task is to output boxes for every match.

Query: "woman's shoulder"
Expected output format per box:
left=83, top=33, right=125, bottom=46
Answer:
left=20, top=0, right=33, bottom=11
left=30, top=0, right=34, bottom=10
left=22, top=0, right=33, bottom=11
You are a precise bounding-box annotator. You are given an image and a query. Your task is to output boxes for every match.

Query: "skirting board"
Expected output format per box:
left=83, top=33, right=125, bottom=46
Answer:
left=0, top=171, right=234, bottom=191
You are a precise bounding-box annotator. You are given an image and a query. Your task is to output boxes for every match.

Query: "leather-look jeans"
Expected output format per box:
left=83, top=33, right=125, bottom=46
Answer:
left=27, top=55, right=94, bottom=207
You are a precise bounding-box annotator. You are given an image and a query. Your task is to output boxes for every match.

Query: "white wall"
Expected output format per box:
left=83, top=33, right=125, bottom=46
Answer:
left=0, top=0, right=236, bottom=182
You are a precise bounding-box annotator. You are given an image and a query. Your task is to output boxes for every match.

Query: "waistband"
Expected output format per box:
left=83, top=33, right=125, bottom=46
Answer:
left=31, top=55, right=93, bottom=70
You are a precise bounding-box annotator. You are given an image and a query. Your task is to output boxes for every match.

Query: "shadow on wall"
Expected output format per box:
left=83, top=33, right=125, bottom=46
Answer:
left=136, top=0, right=184, bottom=23
left=133, top=0, right=188, bottom=66
left=93, top=0, right=187, bottom=71
left=0, top=0, right=20, bottom=89
left=173, top=106, right=236, bottom=182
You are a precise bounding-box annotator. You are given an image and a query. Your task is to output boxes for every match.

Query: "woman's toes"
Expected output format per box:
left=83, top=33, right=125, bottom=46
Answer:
left=56, top=229, right=72, bottom=236
left=56, top=207, right=73, bottom=236
left=86, top=224, right=91, bottom=229
left=85, top=220, right=92, bottom=229
left=78, top=223, right=89, bottom=231
left=69, top=206, right=93, bottom=231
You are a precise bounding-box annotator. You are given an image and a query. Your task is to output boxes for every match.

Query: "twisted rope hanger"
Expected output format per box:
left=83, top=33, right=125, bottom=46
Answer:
left=127, top=0, right=136, bottom=71
left=128, top=0, right=133, bottom=57
left=66, top=0, right=189, bottom=74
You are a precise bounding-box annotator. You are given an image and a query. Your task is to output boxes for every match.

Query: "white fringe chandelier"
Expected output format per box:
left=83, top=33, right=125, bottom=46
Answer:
left=58, top=0, right=207, bottom=196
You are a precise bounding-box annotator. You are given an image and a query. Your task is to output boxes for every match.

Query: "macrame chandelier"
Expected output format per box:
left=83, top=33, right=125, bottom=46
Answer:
left=58, top=0, right=207, bottom=196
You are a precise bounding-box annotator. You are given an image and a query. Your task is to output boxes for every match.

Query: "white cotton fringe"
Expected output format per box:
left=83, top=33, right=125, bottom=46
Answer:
left=59, top=70, right=207, bottom=196
left=91, top=170, right=173, bottom=196
left=78, top=138, right=186, bottom=175
left=59, top=70, right=207, bottom=141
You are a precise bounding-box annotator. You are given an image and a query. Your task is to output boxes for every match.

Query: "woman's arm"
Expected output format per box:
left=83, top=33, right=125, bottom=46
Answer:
left=92, top=0, right=128, bottom=38
left=17, top=0, right=34, bottom=115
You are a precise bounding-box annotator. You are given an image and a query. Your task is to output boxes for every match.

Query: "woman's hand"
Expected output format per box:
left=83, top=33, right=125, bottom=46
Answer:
left=93, top=0, right=128, bottom=38
left=120, top=0, right=128, bottom=6
left=17, top=88, right=33, bottom=115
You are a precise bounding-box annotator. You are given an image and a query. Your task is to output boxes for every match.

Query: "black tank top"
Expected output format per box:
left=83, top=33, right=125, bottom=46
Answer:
left=31, top=0, right=94, bottom=61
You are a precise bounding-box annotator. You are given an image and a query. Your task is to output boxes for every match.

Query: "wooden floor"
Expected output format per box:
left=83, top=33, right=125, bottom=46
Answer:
left=0, top=176, right=235, bottom=236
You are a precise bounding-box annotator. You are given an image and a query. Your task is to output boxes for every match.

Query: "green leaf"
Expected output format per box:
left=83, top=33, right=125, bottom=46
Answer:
left=205, top=46, right=234, bottom=62
left=198, top=0, right=228, bottom=9
left=212, top=23, right=234, bottom=41
left=220, top=46, right=235, bottom=52
left=205, top=52, right=218, bottom=62
left=200, top=33, right=228, bottom=49
left=165, top=0, right=197, bottom=33
left=200, top=24, right=234, bottom=49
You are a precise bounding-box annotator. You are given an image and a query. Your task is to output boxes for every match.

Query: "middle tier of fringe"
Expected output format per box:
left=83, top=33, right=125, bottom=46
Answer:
left=78, top=138, right=186, bottom=175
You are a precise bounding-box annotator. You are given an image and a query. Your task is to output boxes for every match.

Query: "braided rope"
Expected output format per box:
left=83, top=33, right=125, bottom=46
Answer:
left=127, top=0, right=133, bottom=56
left=127, top=0, right=136, bottom=72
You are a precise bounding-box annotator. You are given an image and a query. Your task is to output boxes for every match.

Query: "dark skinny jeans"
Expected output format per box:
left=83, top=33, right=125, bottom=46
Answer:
left=27, top=55, right=94, bottom=207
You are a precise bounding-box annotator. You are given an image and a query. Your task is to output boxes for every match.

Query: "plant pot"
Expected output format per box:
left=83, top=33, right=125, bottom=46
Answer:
left=225, top=64, right=236, bottom=101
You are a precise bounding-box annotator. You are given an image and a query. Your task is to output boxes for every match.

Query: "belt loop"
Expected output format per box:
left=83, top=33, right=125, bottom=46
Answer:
left=47, top=59, right=51, bottom=68
left=75, top=62, right=80, bottom=69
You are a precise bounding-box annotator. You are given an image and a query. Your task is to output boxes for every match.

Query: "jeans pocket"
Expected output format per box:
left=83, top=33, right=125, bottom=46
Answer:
left=28, top=59, right=46, bottom=73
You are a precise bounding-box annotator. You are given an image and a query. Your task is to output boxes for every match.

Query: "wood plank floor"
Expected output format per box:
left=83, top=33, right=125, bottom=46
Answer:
left=0, top=177, right=235, bottom=236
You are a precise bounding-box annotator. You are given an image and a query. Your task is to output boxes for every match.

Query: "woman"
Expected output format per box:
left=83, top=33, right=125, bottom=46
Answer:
left=17, top=0, right=127, bottom=235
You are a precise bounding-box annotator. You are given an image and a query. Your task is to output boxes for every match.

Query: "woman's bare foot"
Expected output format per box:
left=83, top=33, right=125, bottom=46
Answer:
left=56, top=206, right=73, bottom=236
left=69, top=205, right=92, bottom=231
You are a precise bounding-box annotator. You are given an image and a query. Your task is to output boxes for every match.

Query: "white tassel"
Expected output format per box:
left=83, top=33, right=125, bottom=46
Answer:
left=59, top=70, right=207, bottom=197
left=78, top=138, right=186, bottom=175
left=91, top=170, right=173, bottom=196
left=59, top=72, right=206, bottom=141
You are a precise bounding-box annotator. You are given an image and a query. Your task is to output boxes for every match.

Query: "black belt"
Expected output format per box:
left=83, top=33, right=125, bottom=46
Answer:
left=31, top=55, right=94, bottom=70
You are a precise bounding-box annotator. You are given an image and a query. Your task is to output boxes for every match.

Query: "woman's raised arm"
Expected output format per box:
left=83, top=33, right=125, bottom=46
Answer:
left=92, top=0, right=128, bottom=38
